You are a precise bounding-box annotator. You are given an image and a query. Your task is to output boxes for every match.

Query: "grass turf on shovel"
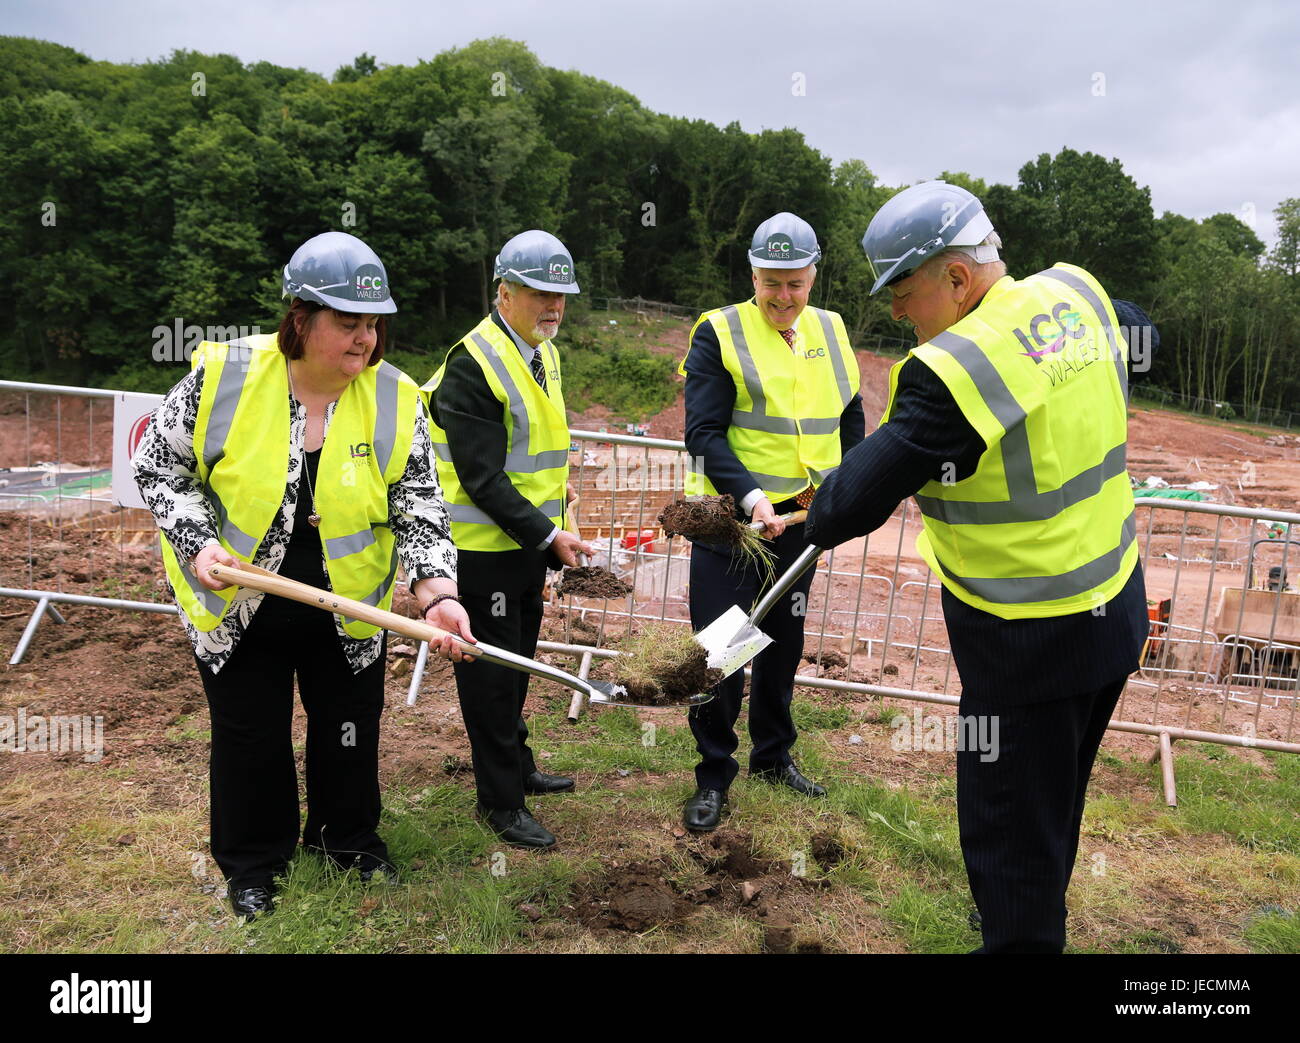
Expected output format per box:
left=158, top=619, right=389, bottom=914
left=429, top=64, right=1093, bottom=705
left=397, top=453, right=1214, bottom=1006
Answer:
left=601, top=622, right=723, bottom=706
left=553, top=495, right=631, bottom=599
left=644, top=496, right=810, bottom=692
left=207, top=563, right=629, bottom=708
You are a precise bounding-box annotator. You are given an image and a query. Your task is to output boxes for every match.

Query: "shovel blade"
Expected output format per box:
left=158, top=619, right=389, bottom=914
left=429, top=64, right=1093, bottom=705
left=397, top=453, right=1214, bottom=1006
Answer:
left=695, top=604, right=773, bottom=680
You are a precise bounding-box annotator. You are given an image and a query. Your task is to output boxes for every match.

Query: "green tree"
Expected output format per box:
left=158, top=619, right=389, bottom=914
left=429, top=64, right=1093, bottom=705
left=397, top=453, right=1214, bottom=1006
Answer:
left=998, top=149, right=1156, bottom=299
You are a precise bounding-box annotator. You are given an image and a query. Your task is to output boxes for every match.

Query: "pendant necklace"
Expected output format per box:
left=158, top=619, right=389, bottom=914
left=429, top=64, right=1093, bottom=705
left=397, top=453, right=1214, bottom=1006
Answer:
left=286, top=360, right=322, bottom=527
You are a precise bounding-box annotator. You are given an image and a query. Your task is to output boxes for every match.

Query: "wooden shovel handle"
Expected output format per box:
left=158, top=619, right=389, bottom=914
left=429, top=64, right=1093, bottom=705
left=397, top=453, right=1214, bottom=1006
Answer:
left=208, top=563, right=479, bottom=656
left=562, top=495, right=589, bottom=567
left=748, top=509, right=808, bottom=532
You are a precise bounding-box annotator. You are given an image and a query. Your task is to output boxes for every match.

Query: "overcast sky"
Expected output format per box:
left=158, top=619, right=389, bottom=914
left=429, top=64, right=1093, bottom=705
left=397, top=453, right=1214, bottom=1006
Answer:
left=4, top=0, right=1296, bottom=246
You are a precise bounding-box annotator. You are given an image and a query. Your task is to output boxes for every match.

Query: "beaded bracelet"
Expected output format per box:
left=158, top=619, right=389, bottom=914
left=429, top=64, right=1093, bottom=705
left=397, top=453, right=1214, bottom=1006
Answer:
left=419, top=593, right=460, bottom=617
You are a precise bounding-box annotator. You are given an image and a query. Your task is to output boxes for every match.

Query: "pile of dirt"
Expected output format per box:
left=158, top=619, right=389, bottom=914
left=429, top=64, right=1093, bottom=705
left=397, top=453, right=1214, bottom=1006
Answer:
left=569, top=861, right=690, bottom=931
left=564, top=830, right=831, bottom=952
left=555, top=566, right=631, bottom=599
left=804, top=649, right=847, bottom=669
left=658, top=495, right=741, bottom=544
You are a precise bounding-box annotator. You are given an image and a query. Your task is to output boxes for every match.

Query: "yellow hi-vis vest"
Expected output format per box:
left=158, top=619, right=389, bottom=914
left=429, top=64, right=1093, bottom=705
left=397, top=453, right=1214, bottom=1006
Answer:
left=421, top=315, right=570, bottom=552
left=159, top=333, right=420, bottom=638
left=681, top=299, right=859, bottom=500
left=883, top=263, right=1137, bottom=620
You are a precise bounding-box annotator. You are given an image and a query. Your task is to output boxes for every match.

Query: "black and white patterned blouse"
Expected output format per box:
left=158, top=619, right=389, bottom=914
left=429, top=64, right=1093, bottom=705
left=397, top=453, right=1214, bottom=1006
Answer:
left=132, top=360, right=458, bottom=675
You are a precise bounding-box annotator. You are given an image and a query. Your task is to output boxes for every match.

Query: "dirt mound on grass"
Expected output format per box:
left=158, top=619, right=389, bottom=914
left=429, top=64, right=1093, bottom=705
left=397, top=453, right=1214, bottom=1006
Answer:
left=564, top=830, right=833, bottom=951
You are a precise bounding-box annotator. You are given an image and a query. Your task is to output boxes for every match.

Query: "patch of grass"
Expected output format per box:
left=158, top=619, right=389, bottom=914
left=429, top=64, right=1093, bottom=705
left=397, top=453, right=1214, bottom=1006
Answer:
left=792, top=701, right=852, bottom=732
left=1171, top=749, right=1300, bottom=854
left=1110, top=929, right=1185, bottom=954
left=835, top=780, right=964, bottom=876
left=531, top=706, right=698, bottom=776
left=94, top=576, right=156, bottom=601
left=1243, top=908, right=1300, bottom=953
left=882, top=883, right=978, bottom=953
left=165, top=712, right=211, bottom=744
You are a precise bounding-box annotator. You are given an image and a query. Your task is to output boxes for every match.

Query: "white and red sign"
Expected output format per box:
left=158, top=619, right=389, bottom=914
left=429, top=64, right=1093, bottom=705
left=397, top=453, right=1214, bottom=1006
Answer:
left=111, top=392, right=163, bottom=509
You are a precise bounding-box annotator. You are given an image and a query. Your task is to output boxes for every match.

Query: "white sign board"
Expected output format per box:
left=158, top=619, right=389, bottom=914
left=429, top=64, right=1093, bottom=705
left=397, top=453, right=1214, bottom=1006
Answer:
left=112, top=392, right=163, bottom=509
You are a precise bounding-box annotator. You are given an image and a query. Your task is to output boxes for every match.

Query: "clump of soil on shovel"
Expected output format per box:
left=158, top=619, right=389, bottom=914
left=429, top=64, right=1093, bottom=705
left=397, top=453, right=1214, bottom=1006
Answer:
left=608, top=623, right=722, bottom=706
left=658, top=494, right=775, bottom=582
left=555, top=565, right=631, bottom=599
left=659, top=494, right=742, bottom=544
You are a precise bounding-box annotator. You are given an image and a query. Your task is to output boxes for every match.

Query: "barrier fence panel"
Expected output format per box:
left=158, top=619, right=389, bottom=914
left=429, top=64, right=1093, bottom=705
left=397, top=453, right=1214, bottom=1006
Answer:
left=0, top=381, right=173, bottom=664
left=4, top=380, right=1299, bottom=757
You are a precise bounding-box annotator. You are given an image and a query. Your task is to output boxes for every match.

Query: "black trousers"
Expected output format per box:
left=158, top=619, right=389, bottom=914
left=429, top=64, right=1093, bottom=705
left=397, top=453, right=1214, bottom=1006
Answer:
left=687, top=523, right=818, bottom=791
left=195, top=599, right=390, bottom=890
left=957, top=678, right=1125, bottom=954
left=453, top=550, right=548, bottom=811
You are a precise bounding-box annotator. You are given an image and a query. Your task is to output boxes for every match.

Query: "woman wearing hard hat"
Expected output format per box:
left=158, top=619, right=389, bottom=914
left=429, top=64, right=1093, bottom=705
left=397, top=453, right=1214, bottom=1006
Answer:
left=133, top=231, right=473, bottom=921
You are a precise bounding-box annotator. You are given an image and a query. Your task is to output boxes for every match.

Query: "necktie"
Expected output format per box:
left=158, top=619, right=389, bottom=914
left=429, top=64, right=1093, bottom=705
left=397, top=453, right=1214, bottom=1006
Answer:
left=780, top=325, right=813, bottom=508
left=530, top=350, right=548, bottom=394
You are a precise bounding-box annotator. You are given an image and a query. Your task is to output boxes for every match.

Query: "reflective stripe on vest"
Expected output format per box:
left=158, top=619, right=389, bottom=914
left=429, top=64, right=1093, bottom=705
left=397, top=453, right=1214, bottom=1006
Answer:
left=422, top=315, right=570, bottom=551
left=159, top=335, right=418, bottom=638
left=885, top=263, right=1136, bottom=618
left=683, top=300, right=858, bottom=501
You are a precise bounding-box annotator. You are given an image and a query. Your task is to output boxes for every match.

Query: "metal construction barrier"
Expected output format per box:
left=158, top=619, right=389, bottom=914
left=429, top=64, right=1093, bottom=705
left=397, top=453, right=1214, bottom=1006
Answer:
left=4, top=380, right=1300, bottom=801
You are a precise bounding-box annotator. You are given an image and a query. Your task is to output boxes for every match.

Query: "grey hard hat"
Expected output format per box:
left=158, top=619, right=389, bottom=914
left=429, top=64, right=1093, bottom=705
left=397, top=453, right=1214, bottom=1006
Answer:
left=282, top=231, right=397, bottom=314
left=749, top=211, right=821, bottom=269
left=494, top=230, right=580, bottom=294
left=860, top=181, right=996, bottom=295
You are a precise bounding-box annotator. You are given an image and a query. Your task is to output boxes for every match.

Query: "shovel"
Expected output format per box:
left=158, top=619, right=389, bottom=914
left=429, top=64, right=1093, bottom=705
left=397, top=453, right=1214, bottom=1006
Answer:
left=693, top=540, right=822, bottom=681
left=207, top=562, right=630, bottom=707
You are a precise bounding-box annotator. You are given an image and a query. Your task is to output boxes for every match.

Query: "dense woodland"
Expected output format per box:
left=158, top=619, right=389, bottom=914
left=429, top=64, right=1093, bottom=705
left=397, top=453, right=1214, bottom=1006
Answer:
left=1, top=36, right=1297, bottom=420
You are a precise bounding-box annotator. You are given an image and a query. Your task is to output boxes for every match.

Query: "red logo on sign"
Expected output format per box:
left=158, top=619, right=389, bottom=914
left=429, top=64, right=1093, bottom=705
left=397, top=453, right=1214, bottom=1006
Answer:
left=129, top=413, right=153, bottom=458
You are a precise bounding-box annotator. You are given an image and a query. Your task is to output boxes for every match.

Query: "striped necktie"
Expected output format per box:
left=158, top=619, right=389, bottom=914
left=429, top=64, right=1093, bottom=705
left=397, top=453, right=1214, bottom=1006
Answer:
left=530, top=349, right=548, bottom=394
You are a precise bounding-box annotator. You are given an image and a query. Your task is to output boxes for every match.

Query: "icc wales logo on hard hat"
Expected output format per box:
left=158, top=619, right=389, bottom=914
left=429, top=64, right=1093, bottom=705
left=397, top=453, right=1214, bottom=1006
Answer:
left=765, top=236, right=793, bottom=259
left=546, top=254, right=573, bottom=283
left=353, top=263, right=388, bottom=302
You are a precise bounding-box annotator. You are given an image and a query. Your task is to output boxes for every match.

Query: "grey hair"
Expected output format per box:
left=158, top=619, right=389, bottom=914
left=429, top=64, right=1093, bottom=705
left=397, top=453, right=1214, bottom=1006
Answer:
left=927, top=231, right=1006, bottom=279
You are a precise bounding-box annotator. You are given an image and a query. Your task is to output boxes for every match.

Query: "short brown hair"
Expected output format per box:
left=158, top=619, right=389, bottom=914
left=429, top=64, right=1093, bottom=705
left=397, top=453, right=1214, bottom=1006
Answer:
left=277, top=299, right=388, bottom=365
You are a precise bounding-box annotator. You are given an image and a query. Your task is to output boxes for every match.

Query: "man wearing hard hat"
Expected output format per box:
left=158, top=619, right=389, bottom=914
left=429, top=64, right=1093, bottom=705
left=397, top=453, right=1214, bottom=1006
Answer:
left=806, top=182, right=1153, bottom=953
left=423, top=230, right=592, bottom=849
left=680, top=212, right=865, bottom=832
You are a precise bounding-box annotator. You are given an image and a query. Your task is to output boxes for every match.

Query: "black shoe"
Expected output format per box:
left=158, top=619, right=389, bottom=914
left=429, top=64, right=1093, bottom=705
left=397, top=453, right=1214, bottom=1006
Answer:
left=229, top=884, right=275, bottom=921
left=522, top=770, right=575, bottom=795
left=751, top=763, right=827, bottom=798
left=358, top=859, right=401, bottom=884
left=683, top=787, right=727, bottom=832
left=478, top=805, right=557, bottom=849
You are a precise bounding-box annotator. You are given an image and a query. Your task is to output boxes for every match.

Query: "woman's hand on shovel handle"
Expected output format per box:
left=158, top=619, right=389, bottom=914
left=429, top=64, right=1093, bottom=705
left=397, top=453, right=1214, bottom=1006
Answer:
left=193, top=543, right=239, bottom=591
left=425, top=598, right=477, bottom=663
